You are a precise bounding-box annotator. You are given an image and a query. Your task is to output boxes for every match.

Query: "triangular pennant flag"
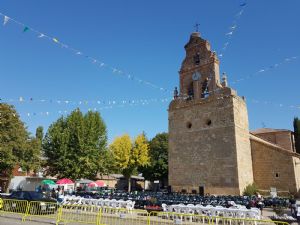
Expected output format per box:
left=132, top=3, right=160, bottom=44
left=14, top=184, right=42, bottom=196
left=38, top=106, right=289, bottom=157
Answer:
left=237, top=9, right=244, bottom=17
left=23, top=26, right=29, bottom=32
left=3, top=16, right=9, bottom=26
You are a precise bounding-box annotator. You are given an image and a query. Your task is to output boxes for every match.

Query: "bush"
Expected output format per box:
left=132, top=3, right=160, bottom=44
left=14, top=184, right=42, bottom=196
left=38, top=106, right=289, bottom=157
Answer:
left=273, top=206, right=284, bottom=216
left=243, top=183, right=258, bottom=196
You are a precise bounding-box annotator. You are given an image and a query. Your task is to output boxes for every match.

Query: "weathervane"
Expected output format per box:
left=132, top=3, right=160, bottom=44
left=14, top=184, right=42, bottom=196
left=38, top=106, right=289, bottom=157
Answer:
left=194, top=23, right=200, bottom=32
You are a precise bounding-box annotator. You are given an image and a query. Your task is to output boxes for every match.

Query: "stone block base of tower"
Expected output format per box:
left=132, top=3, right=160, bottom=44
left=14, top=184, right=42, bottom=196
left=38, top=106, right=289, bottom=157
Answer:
left=168, top=92, right=254, bottom=196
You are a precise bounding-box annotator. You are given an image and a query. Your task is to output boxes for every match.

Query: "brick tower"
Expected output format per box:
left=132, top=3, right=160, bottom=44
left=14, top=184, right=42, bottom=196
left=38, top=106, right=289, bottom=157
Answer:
left=168, top=32, right=253, bottom=195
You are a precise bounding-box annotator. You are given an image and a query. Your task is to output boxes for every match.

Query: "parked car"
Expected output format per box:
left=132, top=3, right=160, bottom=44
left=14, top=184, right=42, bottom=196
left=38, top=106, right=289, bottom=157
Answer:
left=1, top=191, right=57, bottom=214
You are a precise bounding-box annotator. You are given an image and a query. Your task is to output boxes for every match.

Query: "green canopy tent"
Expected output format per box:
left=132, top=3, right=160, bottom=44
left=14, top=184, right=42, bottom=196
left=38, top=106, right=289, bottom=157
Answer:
left=41, top=179, right=56, bottom=185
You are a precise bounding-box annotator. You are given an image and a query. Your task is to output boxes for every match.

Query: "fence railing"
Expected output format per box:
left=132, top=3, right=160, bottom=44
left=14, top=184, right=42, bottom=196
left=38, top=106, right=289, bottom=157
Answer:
left=150, top=211, right=291, bottom=225
left=0, top=198, right=28, bottom=221
left=24, top=201, right=58, bottom=221
left=0, top=198, right=291, bottom=225
left=57, top=204, right=101, bottom=225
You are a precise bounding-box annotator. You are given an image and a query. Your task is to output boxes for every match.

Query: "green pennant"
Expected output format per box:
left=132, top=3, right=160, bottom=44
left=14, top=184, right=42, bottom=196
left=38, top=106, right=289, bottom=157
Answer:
left=23, top=26, right=29, bottom=33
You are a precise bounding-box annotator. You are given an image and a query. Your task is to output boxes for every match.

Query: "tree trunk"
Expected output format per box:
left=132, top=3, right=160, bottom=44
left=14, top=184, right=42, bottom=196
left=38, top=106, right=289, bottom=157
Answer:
left=128, top=176, right=131, bottom=193
left=5, top=178, right=11, bottom=193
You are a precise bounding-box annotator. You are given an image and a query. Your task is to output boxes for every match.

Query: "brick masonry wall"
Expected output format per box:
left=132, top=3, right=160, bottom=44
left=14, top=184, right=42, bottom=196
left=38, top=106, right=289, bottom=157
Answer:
left=255, top=131, right=294, bottom=152
left=250, top=135, right=298, bottom=193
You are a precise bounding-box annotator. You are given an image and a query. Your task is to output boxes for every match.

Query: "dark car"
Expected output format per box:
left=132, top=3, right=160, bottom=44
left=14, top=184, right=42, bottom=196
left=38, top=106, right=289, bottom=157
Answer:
left=1, top=191, right=57, bottom=214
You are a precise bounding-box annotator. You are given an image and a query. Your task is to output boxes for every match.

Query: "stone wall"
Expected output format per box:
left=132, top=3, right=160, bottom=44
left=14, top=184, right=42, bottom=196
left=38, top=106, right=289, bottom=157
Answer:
left=292, top=157, right=300, bottom=193
left=254, top=131, right=295, bottom=152
left=233, top=97, right=254, bottom=194
left=168, top=93, right=253, bottom=195
left=250, top=134, right=299, bottom=193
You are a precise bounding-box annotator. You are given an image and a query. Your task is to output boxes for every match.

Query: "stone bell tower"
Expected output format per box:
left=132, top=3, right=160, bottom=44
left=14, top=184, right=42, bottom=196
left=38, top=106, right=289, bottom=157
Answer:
left=179, top=32, right=221, bottom=99
left=168, top=32, right=253, bottom=195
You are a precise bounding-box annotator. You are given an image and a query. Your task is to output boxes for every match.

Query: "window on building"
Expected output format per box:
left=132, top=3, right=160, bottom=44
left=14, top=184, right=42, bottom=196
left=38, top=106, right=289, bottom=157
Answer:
left=206, top=119, right=212, bottom=126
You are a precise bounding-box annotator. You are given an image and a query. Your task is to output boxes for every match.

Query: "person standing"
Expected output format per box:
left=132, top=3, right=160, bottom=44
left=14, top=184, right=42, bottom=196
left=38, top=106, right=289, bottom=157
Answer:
left=256, top=192, right=264, bottom=212
left=289, top=195, right=296, bottom=217
left=51, top=188, right=56, bottom=199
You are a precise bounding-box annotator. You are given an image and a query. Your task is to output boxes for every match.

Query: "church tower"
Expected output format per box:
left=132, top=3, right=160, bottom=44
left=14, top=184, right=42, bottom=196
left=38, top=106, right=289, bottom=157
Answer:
left=168, top=32, right=253, bottom=195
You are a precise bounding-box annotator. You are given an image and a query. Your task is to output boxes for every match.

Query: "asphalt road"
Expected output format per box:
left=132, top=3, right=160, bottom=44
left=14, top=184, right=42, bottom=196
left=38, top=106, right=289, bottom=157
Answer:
left=0, top=215, right=97, bottom=225
left=2, top=209, right=298, bottom=225
left=0, top=215, right=53, bottom=225
left=0, top=213, right=151, bottom=225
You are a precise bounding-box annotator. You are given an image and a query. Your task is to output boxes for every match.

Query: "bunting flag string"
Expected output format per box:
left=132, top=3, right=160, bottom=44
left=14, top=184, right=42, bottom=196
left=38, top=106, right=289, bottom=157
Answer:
left=249, top=98, right=300, bottom=110
left=0, top=12, right=171, bottom=94
left=1, top=94, right=298, bottom=119
left=175, top=94, right=300, bottom=113
left=203, top=1, right=247, bottom=96
left=0, top=96, right=172, bottom=107
left=218, top=1, right=247, bottom=58
left=0, top=52, right=298, bottom=109
left=0, top=97, right=172, bottom=118
left=203, top=55, right=298, bottom=97
left=231, top=56, right=299, bottom=85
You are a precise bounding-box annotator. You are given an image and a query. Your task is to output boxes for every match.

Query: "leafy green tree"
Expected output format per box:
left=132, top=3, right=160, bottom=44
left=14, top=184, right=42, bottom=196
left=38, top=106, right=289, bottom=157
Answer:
left=243, top=183, right=258, bottom=196
left=19, top=137, right=41, bottom=175
left=110, top=133, right=150, bottom=192
left=36, top=126, right=44, bottom=142
left=294, top=117, right=300, bottom=154
left=0, top=103, right=41, bottom=191
left=139, top=132, right=168, bottom=187
left=43, top=109, right=108, bottom=180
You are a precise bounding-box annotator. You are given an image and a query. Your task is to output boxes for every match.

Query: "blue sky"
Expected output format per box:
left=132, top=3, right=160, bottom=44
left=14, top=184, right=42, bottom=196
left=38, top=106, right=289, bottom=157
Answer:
left=0, top=0, right=299, bottom=141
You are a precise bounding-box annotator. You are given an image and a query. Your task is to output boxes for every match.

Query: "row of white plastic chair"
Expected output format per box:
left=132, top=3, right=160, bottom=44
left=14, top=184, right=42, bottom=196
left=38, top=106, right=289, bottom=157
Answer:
left=60, top=195, right=135, bottom=211
left=162, top=203, right=261, bottom=220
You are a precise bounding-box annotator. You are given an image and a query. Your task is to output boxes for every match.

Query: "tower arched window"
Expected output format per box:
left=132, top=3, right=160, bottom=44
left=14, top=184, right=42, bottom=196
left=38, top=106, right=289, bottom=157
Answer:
left=193, top=52, right=200, bottom=65
left=188, top=82, right=194, bottom=99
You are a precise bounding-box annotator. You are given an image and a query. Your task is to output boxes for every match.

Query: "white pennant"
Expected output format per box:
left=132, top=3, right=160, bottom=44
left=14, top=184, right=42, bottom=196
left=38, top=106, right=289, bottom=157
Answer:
left=3, top=16, right=9, bottom=26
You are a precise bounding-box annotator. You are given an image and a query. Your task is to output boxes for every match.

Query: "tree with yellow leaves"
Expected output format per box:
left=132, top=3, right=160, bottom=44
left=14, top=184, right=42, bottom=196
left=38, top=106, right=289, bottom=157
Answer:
left=109, top=133, right=149, bottom=192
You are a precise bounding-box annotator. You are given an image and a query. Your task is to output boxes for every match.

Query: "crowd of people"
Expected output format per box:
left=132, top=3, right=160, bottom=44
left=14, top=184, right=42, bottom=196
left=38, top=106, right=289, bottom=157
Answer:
left=35, top=185, right=74, bottom=201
